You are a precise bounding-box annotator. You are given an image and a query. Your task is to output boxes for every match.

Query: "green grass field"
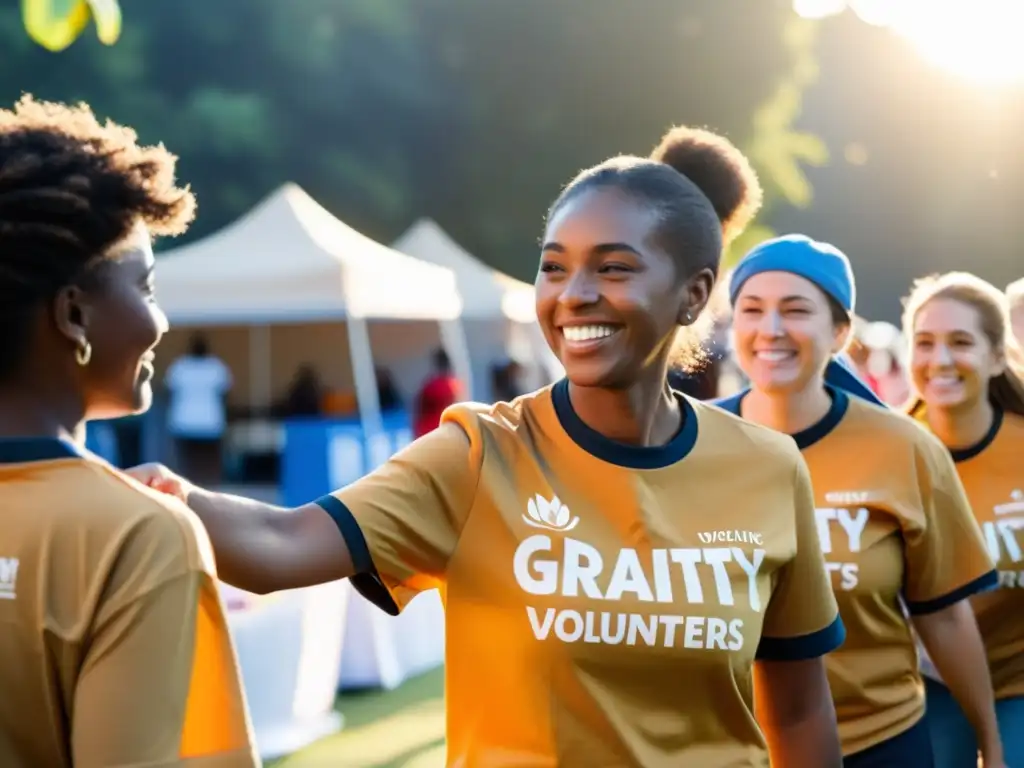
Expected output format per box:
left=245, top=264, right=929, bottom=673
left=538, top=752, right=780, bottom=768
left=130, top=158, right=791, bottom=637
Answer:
left=269, top=668, right=446, bottom=768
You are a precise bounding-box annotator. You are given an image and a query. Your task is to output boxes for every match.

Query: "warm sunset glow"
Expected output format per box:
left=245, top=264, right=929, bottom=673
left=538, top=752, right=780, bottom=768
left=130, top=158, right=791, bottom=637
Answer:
left=794, top=0, right=1024, bottom=86
left=792, top=0, right=846, bottom=20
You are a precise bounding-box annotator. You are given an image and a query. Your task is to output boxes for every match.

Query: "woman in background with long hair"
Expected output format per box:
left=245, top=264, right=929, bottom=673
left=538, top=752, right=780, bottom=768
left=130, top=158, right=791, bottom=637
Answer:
left=903, top=271, right=1024, bottom=768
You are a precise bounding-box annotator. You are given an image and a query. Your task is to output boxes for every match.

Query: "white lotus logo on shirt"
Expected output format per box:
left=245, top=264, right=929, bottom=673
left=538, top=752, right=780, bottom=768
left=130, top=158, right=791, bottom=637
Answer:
left=523, top=494, right=579, bottom=532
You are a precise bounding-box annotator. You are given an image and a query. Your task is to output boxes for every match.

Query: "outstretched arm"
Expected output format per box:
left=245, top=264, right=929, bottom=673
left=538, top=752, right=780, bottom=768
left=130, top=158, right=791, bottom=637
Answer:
left=191, top=489, right=354, bottom=594
left=129, top=421, right=480, bottom=600
left=129, top=467, right=354, bottom=595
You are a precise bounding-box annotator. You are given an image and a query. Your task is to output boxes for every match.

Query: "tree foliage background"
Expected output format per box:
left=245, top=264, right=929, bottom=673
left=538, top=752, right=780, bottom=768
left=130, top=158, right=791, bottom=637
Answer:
left=5, top=0, right=824, bottom=279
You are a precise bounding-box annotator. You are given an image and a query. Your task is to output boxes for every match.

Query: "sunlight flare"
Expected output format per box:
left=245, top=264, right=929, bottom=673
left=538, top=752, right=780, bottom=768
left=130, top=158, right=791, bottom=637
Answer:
left=794, top=0, right=1024, bottom=85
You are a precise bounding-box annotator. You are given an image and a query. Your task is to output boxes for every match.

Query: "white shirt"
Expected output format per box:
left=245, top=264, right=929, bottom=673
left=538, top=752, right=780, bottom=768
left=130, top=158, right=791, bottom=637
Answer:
left=165, top=355, right=232, bottom=439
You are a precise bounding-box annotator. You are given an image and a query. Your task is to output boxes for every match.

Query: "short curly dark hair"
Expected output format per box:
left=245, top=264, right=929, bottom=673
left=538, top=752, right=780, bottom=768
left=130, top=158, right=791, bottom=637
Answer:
left=0, top=95, right=195, bottom=378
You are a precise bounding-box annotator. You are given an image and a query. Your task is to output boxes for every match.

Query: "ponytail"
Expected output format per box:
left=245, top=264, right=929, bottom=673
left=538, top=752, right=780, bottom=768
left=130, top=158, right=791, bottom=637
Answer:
left=989, top=364, right=1024, bottom=417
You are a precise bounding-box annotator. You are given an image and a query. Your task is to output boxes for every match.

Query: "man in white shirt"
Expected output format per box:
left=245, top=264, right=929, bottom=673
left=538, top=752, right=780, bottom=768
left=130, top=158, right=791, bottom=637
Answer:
left=164, top=334, right=232, bottom=484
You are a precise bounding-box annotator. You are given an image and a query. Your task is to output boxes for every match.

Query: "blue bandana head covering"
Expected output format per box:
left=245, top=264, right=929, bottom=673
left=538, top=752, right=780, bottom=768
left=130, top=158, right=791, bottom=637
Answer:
left=728, top=234, right=883, bottom=406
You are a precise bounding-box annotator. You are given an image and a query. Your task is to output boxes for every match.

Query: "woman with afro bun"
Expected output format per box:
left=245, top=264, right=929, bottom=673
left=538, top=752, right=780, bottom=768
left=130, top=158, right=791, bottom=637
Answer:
left=132, top=126, right=844, bottom=766
left=0, top=97, right=258, bottom=767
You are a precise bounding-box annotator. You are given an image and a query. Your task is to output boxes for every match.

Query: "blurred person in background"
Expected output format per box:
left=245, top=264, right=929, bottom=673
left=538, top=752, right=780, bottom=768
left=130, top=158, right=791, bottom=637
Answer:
left=165, top=332, right=232, bottom=484
left=903, top=272, right=1024, bottom=768
left=0, top=96, right=256, bottom=767
left=490, top=357, right=526, bottom=402
left=842, top=315, right=878, bottom=392
left=280, top=363, right=323, bottom=417
left=375, top=365, right=402, bottom=411
left=412, top=347, right=462, bottom=437
left=715, top=236, right=1002, bottom=768
left=840, top=315, right=910, bottom=406
left=860, top=320, right=910, bottom=407
left=129, top=126, right=848, bottom=767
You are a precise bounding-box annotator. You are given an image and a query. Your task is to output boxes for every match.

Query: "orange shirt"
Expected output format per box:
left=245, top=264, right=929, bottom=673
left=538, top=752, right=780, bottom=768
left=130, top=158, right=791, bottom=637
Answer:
left=318, top=382, right=843, bottom=767
left=0, top=438, right=257, bottom=768
left=916, top=407, right=1024, bottom=700
left=715, top=388, right=996, bottom=756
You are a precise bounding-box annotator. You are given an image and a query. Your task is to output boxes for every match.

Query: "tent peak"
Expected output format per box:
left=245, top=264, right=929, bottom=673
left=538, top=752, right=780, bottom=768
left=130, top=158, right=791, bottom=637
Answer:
left=394, top=218, right=535, bottom=322
left=154, top=185, right=463, bottom=323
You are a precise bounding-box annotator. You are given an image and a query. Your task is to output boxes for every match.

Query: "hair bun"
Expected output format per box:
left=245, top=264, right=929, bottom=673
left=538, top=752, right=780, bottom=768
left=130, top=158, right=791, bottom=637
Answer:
left=650, top=126, right=763, bottom=243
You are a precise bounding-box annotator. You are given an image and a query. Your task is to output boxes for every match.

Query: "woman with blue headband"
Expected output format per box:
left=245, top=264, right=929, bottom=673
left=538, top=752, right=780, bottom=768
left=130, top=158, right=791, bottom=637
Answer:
left=715, top=235, right=1004, bottom=767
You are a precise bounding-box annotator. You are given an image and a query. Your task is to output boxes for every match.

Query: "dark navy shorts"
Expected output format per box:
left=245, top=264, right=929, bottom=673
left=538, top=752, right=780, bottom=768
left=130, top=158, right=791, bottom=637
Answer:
left=844, top=716, right=935, bottom=768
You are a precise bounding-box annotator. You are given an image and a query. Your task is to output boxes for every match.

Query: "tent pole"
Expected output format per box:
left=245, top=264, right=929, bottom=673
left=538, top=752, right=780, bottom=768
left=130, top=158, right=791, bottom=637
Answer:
left=249, top=324, right=272, bottom=412
left=345, top=316, right=383, bottom=441
left=439, top=318, right=474, bottom=402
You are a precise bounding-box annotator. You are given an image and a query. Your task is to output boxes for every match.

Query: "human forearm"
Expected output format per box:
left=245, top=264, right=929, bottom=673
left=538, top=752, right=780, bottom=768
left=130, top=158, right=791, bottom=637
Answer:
left=185, top=488, right=288, bottom=593
left=915, top=602, right=1002, bottom=763
left=754, top=659, right=843, bottom=768
left=763, top=711, right=842, bottom=768
left=186, top=488, right=354, bottom=595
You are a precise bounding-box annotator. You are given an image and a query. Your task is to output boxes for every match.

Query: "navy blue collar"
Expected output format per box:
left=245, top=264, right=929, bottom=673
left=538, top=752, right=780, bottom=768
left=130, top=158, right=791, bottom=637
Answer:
left=950, top=407, right=1003, bottom=463
left=0, top=437, right=83, bottom=464
left=551, top=379, right=699, bottom=469
left=713, top=386, right=850, bottom=450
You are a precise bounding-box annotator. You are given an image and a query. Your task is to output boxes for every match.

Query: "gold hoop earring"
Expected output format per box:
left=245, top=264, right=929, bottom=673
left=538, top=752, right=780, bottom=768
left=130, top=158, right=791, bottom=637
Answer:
left=75, top=341, right=92, bottom=367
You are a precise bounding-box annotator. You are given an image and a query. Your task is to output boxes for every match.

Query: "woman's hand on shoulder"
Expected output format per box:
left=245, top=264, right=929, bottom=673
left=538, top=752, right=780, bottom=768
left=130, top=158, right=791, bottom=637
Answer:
left=125, top=463, right=195, bottom=504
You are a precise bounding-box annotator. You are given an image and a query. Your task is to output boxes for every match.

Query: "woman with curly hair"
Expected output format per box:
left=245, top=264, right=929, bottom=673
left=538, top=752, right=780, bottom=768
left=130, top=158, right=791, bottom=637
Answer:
left=0, top=97, right=257, bottom=767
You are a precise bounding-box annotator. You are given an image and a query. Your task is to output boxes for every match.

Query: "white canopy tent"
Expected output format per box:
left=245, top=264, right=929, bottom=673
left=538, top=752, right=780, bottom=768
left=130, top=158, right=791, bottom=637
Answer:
left=393, top=218, right=562, bottom=399
left=156, top=184, right=472, bottom=434
left=156, top=189, right=465, bottom=747
left=393, top=218, right=535, bottom=323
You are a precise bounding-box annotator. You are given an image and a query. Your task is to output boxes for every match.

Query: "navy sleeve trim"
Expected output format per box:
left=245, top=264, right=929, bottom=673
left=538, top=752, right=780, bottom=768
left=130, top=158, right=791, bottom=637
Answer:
left=315, top=495, right=372, bottom=572
left=314, top=494, right=400, bottom=617
left=756, top=614, right=846, bottom=661
left=904, top=569, right=999, bottom=616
